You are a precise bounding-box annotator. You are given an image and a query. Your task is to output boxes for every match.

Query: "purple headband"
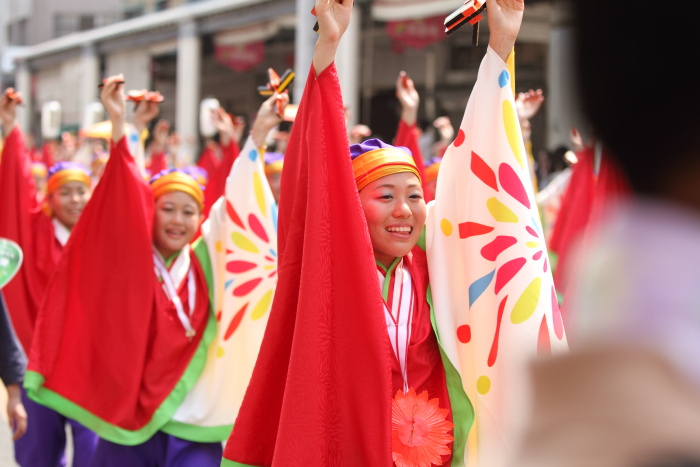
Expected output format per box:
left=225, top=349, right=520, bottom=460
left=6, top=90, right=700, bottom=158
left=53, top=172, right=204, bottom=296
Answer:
left=149, top=167, right=206, bottom=191
left=349, top=138, right=412, bottom=160
left=47, top=161, right=91, bottom=179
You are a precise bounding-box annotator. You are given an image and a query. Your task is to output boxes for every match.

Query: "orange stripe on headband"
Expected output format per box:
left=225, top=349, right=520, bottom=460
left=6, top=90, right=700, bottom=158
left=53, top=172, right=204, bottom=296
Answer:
left=47, top=169, right=91, bottom=194
left=352, top=148, right=421, bottom=191
left=425, top=162, right=441, bottom=183
left=150, top=171, right=204, bottom=211
left=264, top=160, right=284, bottom=176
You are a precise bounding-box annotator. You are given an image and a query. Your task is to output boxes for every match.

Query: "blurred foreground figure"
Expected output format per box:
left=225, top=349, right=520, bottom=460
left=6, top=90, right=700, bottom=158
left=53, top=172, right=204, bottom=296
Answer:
left=509, top=1, right=700, bottom=466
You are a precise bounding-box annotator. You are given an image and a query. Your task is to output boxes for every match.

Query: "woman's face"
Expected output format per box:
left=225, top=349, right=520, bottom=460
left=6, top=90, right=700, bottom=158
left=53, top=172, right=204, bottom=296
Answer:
left=48, top=180, right=91, bottom=230
left=359, top=172, right=426, bottom=268
left=153, top=191, right=202, bottom=260
left=266, top=172, right=282, bottom=204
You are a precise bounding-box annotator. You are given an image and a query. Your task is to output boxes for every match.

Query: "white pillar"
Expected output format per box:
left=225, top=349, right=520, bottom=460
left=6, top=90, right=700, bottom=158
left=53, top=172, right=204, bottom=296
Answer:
left=0, top=0, right=9, bottom=92
left=176, top=19, right=200, bottom=165
left=80, top=44, right=100, bottom=127
left=15, top=60, right=31, bottom=135
left=336, top=6, right=361, bottom=128
left=546, top=1, right=587, bottom=149
left=294, top=0, right=316, bottom=104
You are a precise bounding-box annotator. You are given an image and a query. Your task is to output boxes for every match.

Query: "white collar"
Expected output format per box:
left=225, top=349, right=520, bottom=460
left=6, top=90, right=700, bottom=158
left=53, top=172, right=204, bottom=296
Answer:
left=52, top=218, right=71, bottom=246
left=153, top=244, right=191, bottom=288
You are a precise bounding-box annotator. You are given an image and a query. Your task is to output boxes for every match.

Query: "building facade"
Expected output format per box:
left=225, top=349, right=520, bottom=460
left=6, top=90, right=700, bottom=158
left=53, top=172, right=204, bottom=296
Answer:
left=1, top=0, right=586, bottom=163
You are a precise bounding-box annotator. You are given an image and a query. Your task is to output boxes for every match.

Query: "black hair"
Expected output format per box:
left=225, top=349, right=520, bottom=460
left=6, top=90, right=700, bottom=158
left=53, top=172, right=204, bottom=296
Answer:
left=571, top=0, right=700, bottom=195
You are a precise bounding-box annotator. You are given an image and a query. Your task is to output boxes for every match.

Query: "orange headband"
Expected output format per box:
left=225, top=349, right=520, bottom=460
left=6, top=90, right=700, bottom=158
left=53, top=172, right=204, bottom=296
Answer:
left=425, top=162, right=440, bottom=183
left=150, top=171, right=204, bottom=211
left=352, top=148, right=421, bottom=191
left=46, top=169, right=91, bottom=194
left=264, top=161, right=284, bottom=176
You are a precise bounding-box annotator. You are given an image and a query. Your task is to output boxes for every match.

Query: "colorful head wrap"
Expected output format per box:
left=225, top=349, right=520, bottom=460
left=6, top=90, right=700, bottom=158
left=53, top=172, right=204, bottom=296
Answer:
left=264, top=152, right=284, bottom=176
left=424, top=156, right=442, bottom=183
left=149, top=168, right=205, bottom=211
left=46, top=161, right=91, bottom=194
left=182, top=166, right=209, bottom=187
left=350, top=138, right=421, bottom=191
left=31, top=161, right=48, bottom=179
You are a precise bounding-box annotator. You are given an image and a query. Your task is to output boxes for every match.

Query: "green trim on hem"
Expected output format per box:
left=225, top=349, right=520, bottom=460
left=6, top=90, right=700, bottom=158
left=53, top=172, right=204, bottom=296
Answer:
left=24, top=308, right=219, bottom=446
left=426, top=286, right=474, bottom=466
left=161, top=419, right=232, bottom=443
left=221, top=459, right=263, bottom=467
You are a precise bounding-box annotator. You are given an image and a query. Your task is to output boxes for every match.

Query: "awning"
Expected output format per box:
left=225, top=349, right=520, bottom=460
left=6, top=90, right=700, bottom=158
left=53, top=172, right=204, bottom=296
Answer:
left=371, top=0, right=457, bottom=21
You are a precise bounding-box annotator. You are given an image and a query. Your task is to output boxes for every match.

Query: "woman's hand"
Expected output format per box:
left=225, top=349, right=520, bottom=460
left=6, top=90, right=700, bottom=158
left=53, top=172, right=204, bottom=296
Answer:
left=99, top=74, right=126, bottom=143
left=132, top=94, right=162, bottom=135
left=515, top=88, right=544, bottom=121
left=6, top=383, right=27, bottom=441
left=396, top=71, right=419, bottom=126
left=0, top=88, right=21, bottom=135
left=312, top=0, right=354, bottom=75
left=251, top=92, right=289, bottom=149
left=213, top=107, right=235, bottom=147
left=486, top=0, right=525, bottom=62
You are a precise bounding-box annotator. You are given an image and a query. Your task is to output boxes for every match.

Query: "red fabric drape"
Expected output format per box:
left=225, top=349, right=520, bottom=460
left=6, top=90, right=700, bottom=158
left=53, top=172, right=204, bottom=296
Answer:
left=146, top=151, right=168, bottom=177
left=549, top=146, right=596, bottom=295
left=0, top=127, right=60, bottom=352
left=202, top=140, right=240, bottom=219
left=223, top=64, right=393, bottom=466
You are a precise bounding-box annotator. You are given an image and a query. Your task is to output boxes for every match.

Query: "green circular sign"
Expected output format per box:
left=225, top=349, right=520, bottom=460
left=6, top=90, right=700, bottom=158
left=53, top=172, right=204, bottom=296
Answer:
left=0, top=238, right=23, bottom=289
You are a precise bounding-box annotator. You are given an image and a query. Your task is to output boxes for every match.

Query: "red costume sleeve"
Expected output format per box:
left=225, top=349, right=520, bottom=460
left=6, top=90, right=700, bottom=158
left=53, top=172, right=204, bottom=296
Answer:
left=146, top=150, right=168, bottom=176
left=395, top=120, right=429, bottom=201
left=26, top=137, right=212, bottom=444
left=222, top=65, right=393, bottom=466
left=0, top=126, right=47, bottom=351
left=202, top=140, right=239, bottom=219
left=549, top=147, right=596, bottom=295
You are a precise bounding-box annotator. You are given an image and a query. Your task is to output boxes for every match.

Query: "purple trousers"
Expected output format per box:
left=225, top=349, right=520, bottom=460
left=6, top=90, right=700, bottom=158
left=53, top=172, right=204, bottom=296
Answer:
left=89, top=431, right=223, bottom=467
left=14, top=388, right=98, bottom=467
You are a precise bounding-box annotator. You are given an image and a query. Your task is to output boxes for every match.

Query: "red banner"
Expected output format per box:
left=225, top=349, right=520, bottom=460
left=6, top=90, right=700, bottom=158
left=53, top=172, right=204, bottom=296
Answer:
left=386, top=15, right=445, bottom=51
left=214, top=42, right=265, bottom=73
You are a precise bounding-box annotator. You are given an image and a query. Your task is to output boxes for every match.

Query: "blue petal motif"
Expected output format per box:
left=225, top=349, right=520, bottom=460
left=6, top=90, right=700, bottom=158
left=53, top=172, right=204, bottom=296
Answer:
left=248, top=149, right=258, bottom=162
left=531, top=216, right=542, bottom=235
left=498, top=70, right=510, bottom=89
left=269, top=248, right=277, bottom=258
left=224, top=279, right=234, bottom=290
left=469, top=269, right=496, bottom=307
left=271, top=202, right=278, bottom=234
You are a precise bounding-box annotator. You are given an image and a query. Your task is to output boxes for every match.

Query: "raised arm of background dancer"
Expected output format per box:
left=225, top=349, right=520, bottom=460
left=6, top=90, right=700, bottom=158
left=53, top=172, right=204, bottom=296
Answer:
left=396, top=71, right=418, bottom=127
left=394, top=71, right=426, bottom=182
left=0, top=88, right=40, bottom=224
left=100, top=75, right=127, bottom=144
left=147, top=119, right=171, bottom=174
left=212, top=107, right=240, bottom=147
left=0, top=88, right=19, bottom=136
left=312, top=0, right=354, bottom=75
left=250, top=92, right=289, bottom=150
left=486, top=0, right=524, bottom=62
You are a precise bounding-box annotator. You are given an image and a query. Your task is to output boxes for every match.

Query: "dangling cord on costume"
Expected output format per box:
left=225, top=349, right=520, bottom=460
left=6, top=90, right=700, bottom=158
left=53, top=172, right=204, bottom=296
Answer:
left=153, top=253, right=197, bottom=340
left=382, top=260, right=416, bottom=394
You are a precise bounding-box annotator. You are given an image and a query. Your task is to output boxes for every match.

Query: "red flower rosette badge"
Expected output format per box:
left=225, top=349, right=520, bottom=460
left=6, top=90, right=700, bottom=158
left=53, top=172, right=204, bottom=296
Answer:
left=391, top=388, right=454, bottom=467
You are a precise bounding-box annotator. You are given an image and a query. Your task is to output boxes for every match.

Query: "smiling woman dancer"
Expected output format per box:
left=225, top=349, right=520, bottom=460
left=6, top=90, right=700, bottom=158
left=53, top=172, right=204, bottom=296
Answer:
left=219, top=0, right=564, bottom=466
